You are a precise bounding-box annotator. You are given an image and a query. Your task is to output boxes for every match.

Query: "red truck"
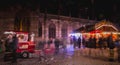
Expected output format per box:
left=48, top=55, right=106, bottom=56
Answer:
left=4, top=31, right=35, bottom=58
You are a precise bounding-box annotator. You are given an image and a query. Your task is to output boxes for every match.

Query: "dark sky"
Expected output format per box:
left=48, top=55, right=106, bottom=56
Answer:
left=0, top=0, right=120, bottom=21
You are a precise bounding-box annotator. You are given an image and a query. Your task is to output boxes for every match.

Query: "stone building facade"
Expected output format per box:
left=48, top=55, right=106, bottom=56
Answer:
left=0, top=8, right=96, bottom=44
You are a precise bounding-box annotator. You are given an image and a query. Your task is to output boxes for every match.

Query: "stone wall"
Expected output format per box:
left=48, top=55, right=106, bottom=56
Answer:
left=0, top=10, right=96, bottom=44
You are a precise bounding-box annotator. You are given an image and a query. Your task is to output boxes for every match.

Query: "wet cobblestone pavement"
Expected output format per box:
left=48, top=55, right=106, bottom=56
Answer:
left=0, top=48, right=120, bottom=65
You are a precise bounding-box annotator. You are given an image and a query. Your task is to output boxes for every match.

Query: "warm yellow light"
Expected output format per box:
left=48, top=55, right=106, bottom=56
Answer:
left=20, top=21, right=22, bottom=31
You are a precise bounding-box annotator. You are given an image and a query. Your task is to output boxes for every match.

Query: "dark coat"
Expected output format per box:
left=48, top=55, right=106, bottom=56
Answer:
left=48, top=40, right=53, bottom=45
left=5, top=38, right=13, bottom=51
left=54, top=39, right=60, bottom=48
left=107, top=36, right=115, bottom=49
left=98, top=37, right=104, bottom=48
left=11, top=36, right=18, bottom=50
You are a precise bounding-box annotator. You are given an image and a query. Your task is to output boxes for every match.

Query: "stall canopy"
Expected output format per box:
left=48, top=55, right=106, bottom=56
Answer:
left=74, top=20, right=119, bottom=33
left=74, top=24, right=95, bottom=33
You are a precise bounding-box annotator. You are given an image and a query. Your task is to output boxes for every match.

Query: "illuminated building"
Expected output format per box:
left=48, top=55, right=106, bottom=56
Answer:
left=0, top=7, right=96, bottom=43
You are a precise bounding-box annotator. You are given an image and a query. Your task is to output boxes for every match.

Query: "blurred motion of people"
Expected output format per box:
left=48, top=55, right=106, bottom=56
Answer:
left=5, top=34, right=13, bottom=52
left=47, top=38, right=53, bottom=48
left=54, top=38, right=60, bottom=54
left=107, top=33, right=115, bottom=61
left=11, top=34, right=18, bottom=63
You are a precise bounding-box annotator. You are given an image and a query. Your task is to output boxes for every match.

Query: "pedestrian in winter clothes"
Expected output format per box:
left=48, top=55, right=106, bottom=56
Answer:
left=11, top=34, right=18, bottom=63
left=54, top=38, right=60, bottom=54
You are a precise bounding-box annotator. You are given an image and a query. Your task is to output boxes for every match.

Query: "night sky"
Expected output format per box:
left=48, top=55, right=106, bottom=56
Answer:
left=0, top=0, right=120, bottom=22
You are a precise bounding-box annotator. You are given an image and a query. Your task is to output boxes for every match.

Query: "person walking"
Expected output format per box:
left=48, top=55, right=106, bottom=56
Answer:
left=107, top=33, right=115, bottom=62
left=5, top=34, right=13, bottom=52
left=54, top=38, right=60, bottom=54
left=11, top=34, right=18, bottom=63
left=98, top=36, right=104, bottom=56
left=77, top=37, right=81, bottom=48
left=47, top=38, right=53, bottom=48
left=4, top=34, right=13, bottom=62
left=88, top=36, right=93, bottom=56
left=115, top=38, right=120, bottom=62
left=0, top=39, right=3, bottom=52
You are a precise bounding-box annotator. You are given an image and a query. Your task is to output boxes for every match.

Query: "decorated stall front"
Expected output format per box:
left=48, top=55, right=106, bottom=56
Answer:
left=69, top=20, right=120, bottom=48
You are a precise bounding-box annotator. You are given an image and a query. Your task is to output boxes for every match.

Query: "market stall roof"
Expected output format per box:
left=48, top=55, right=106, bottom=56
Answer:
left=74, top=24, right=95, bottom=33
left=95, top=20, right=119, bottom=32
left=74, top=20, right=119, bottom=33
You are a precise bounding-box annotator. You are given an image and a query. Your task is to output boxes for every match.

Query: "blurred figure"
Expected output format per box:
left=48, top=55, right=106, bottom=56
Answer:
left=107, top=33, right=115, bottom=61
left=47, top=38, right=53, bottom=48
left=5, top=34, right=13, bottom=52
left=92, top=36, right=97, bottom=57
left=88, top=36, right=92, bottom=56
left=38, top=38, right=44, bottom=50
left=77, top=37, right=81, bottom=48
left=0, top=39, right=3, bottom=52
left=107, top=33, right=115, bottom=49
left=72, top=36, right=77, bottom=48
left=54, top=38, right=60, bottom=54
left=98, top=36, right=104, bottom=56
left=116, top=38, right=120, bottom=62
left=11, top=34, right=18, bottom=63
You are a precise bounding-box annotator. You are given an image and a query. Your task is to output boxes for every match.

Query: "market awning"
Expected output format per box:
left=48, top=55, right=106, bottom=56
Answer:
left=90, top=30, right=101, bottom=34
left=74, top=24, right=95, bottom=33
left=95, top=20, right=119, bottom=32
left=74, top=20, right=119, bottom=33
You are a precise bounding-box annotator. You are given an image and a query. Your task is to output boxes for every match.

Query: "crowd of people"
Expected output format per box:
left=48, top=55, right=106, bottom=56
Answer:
left=37, top=38, right=62, bottom=55
left=0, top=32, right=120, bottom=62
left=70, top=33, right=120, bottom=61
left=71, top=33, right=120, bottom=49
left=1, top=33, right=19, bottom=63
left=37, top=33, right=120, bottom=56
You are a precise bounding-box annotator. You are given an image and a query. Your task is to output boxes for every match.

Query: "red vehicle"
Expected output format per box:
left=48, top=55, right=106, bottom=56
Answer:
left=4, top=31, right=35, bottom=58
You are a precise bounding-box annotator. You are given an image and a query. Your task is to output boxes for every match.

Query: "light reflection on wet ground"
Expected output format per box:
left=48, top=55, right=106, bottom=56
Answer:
left=0, top=45, right=120, bottom=65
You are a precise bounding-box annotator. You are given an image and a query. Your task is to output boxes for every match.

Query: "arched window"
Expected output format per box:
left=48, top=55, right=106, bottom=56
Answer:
left=61, top=24, right=68, bottom=38
left=49, top=23, right=56, bottom=38
left=38, top=22, right=42, bottom=37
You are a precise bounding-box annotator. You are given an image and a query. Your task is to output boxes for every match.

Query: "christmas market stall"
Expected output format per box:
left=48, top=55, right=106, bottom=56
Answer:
left=69, top=20, right=120, bottom=61
left=69, top=20, right=120, bottom=48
